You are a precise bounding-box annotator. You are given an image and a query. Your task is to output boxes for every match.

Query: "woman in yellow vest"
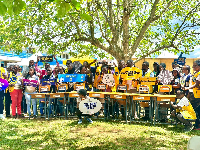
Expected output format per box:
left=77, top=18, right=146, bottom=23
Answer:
left=171, top=90, right=196, bottom=132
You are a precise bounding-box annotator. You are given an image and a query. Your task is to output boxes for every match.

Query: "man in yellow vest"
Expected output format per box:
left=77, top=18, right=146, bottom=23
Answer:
left=171, top=90, right=196, bottom=132
left=141, top=61, right=154, bottom=121
left=142, top=61, right=154, bottom=77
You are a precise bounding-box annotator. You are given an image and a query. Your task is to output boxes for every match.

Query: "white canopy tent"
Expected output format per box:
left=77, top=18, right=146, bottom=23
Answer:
left=27, top=51, right=43, bottom=62
left=0, top=56, right=22, bottom=62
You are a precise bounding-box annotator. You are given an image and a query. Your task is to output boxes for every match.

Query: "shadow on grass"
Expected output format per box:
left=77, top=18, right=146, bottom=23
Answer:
left=79, top=136, right=174, bottom=150
left=0, top=127, right=81, bottom=149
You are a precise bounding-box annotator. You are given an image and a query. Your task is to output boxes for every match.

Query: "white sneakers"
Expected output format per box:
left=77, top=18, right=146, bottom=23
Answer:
left=86, top=118, right=93, bottom=124
left=78, top=119, right=82, bottom=124
left=0, top=114, right=5, bottom=119
left=78, top=118, right=93, bottom=124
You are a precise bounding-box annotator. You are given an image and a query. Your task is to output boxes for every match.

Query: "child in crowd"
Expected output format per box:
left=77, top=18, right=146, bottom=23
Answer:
left=76, top=89, right=93, bottom=124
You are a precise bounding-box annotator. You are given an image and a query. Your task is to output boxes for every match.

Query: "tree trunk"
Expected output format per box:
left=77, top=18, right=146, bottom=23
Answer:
left=122, top=0, right=130, bottom=63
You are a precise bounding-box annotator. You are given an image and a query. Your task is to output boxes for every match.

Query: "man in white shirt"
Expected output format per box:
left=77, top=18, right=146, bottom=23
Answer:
left=171, top=90, right=196, bottom=132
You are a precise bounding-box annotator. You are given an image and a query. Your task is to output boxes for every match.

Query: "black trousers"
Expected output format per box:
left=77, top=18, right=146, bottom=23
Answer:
left=5, top=91, right=11, bottom=116
left=76, top=109, right=92, bottom=119
left=21, top=95, right=27, bottom=114
left=0, top=90, right=4, bottom=114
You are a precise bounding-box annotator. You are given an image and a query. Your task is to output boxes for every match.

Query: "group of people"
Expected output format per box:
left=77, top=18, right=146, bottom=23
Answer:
left=0, top=56, right=200, bottom=131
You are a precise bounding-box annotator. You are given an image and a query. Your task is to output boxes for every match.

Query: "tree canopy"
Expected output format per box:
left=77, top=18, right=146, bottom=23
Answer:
left=0, top=0, right=200, bottom=62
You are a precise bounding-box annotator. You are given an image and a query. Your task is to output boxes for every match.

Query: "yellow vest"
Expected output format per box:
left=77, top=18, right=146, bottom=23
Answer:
left=192, top=71, right=200, bottom=98
left=94, top=67, right=101, bottom=88
left=176, top=98, right=196, bottom=120
left=0, top=67, right=5, bottom=79
left=192, top=71, right=200, bottom=85
left=144, top=70, right=152, bottom=77
left=180, top=102, right=197, bottom=120
left=8, top=72, right=22, bottom=93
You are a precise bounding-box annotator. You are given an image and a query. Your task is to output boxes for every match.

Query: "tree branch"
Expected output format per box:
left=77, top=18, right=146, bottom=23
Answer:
left=107, top=0, right=115, bottom=34
left=75, top=37, right=109, bottom=52
left=130, top=0, right=174, bottom=56
left=172, top=2, right=200, bottom=42
left=130, top=0, right=160, bottom=55
left=134, top=44, right=173, bottom=63
left=96, top=8, right=111, bottom=45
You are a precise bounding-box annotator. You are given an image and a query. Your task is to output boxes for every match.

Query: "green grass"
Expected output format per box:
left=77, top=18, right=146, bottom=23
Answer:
left=0, top=118, right=200, bottom=150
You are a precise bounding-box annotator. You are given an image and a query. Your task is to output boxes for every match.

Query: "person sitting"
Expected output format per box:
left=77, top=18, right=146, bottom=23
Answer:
left=76, top=89, right=93, bottom=124
left=157, top=63, right=173, bottom=85
left=171, top=90, right=196, bottom=132
left=171, top=68, right=181, bottom=94
left=142, top=61, right=154, bottom=77
left=39, top=67, right=56, bottom=116
left=140, top=61, right=154, bottom=121
left=152, top=62, right=160, bottom=77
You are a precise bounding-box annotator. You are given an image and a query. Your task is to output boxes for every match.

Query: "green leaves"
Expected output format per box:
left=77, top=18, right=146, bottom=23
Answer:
left=0, top=0, right=26, bottom=16
left=0, top=2, right=7, bottom=15
left=0, top=0, right=200, bottom=62
left=71, top=0, right=80, bottom=10
left=57, top=1, right=71, bottom=17
left=80, top=13, right=92, bottom=21
left=2, top=0, right=13, bottom=8
left=13, top=0, right=26, bottom=14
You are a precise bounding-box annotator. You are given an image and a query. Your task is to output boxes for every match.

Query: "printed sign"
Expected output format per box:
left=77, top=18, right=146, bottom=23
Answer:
left=174, top=52, right=186, bottom=66
left=40, top=56, right=53, bottom=62
left=41, top=79, right=56, bottom=86
left=73, top=61, right=82, bottom=73
left=118, top=85, right=127, bottom=90
left=79, top=98, right=102, bottom=114
left=23, top=79, right=38, bottom=87
left=120, top=67, right=142, bottom=80
left=58, top=74, right=86, bottom=83
left=102, top=74, right=115, bottom=87
left=97, top=84, right=106, bottom=89
left=0, top=78, right=9, bottom=91
left=75, top=85, right=85, bottom=90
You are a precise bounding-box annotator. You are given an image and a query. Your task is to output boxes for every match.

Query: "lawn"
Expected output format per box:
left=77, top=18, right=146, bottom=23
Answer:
left=0, top=118, right=200, bottom=150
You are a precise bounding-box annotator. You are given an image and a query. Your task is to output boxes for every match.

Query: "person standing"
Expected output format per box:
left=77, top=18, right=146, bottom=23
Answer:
left=0, top=66, right=7, bottom=119
left=180, top=65, right=192, bottom=98
left=24, top=67, right=39, bottom=118
left=186, top=60, right=200, bottom=129
left=9, top=65, right=23, bottom=118
left=5, top=65, right=14, bottom=118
